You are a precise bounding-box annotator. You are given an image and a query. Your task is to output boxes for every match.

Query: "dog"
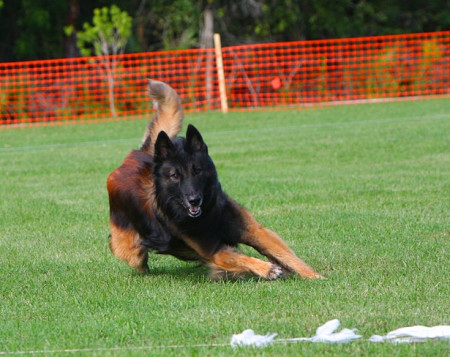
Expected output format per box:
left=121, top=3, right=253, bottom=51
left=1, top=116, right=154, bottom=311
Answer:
left=107, top=80, right=322, bottom=280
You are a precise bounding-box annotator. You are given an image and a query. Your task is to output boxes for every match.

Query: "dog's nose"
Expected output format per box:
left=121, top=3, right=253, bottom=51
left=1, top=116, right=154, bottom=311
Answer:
left=187, top=195, right=202, bottom=207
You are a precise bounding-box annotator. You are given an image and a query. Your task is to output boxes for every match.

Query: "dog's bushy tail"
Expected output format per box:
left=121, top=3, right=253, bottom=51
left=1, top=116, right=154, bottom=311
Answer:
left=140, top=79, right=184, bottom=155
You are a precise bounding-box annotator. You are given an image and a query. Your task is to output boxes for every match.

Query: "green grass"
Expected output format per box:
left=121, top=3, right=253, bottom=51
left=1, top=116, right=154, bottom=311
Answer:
left=0, top=98, right=449, bottom=356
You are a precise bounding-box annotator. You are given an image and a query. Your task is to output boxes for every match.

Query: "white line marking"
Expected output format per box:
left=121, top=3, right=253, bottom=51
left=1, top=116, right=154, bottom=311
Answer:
left=0, top=138, right=138, bottom=153
left=0, top=343, right=228, bottom=355
left=1, top=114, right=447, bottom=153
left=204, top=114, right=449, bottom=137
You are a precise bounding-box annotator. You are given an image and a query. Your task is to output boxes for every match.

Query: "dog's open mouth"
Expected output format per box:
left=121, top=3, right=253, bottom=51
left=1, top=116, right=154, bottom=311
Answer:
left=188, top=206, right=202, bottom=218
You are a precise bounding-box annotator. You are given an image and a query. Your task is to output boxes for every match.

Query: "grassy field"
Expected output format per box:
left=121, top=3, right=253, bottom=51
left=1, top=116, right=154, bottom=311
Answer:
left=0, top=98, right=449, bottom=356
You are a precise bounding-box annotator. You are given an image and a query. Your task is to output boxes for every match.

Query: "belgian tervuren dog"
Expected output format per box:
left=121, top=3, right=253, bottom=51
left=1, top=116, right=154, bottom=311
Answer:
left=107, top=80, right=322, bottom=280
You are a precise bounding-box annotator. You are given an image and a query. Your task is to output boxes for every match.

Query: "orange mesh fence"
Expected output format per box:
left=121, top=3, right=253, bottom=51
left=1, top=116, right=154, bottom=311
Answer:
left=222, top=31, right=449, bottom=108
left=0, top=49, right=218, bottom=125
left=1, top=31, right=449, bottom=126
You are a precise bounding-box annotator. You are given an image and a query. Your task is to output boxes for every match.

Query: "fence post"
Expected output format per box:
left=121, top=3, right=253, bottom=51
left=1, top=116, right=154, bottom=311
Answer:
left=201, top=9, right=214, bottom=110
left=214, top=33, right=228, bottom=113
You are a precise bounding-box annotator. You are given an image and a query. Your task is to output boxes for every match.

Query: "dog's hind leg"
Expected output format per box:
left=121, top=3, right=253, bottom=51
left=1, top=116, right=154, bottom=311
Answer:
left=239, top=210, right=323, bottom=279
left=109, top=223, right=149, bottom=274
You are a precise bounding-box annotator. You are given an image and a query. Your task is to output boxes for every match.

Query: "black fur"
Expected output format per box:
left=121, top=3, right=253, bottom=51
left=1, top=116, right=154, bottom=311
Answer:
left=109, top=124, right=244, bottom=260
left=107, top=150, right=172, bottom=251
left=108, top=81, right=322, bottom=279
left=150, top=125, right=244, bottom=256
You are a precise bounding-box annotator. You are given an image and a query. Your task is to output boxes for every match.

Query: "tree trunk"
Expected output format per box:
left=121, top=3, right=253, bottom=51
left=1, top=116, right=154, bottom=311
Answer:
left=64, top=0, right=80, bottom=58
left=106, top=62, right=117, bottom=118
left=201, top=9, right=214, bottom=110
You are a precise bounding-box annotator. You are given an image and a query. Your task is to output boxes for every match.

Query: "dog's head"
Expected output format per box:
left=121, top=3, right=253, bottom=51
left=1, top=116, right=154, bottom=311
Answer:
left=153, top=124, right=220, bottom=220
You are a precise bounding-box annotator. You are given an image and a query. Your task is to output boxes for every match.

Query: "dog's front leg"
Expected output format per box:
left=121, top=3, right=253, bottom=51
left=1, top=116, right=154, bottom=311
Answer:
left=109, top=224, right=149, bottom=274
left=181, top=237, right=282, bottom=280
left=239, top=210, right=323, bottom=279
left=207, top=246, right=283, bottom=280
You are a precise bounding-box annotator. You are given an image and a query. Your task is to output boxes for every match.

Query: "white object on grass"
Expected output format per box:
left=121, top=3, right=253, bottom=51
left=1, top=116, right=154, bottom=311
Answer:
left=310, top=319, right=362, bottom=343
left=369, top=325, right=450, bottom=343
left=231, top=319, right=361, bottom=347
left=230, top=329, right=277, bottom=348
left=278, top=319, right=362, bottom=344
left=231, top=320, right=450, bottom=348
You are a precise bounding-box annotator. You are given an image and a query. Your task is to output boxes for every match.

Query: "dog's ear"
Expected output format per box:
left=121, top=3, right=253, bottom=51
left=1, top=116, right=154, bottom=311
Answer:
left=154, top=131, right=175, bottom=161
left=186, top=124, right=208, bottom=154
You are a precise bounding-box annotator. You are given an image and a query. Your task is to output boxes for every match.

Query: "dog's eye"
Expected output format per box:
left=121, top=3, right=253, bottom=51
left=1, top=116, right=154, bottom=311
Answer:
left=193, top=166, right=202, bottom=175
left=170, top=172, right=180, bottom=182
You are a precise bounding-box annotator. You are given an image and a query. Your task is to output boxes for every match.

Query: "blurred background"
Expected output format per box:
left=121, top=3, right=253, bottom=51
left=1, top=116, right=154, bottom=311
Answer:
left=0, top=0, right=449, bottom=62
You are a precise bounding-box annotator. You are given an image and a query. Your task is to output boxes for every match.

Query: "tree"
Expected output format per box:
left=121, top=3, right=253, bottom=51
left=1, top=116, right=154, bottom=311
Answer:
left=66, top=5, right=132, bottom=117
left=0, top=0, right=69, bottom=62
left=133, top=0, right=201, bottom=51
left=0, top=0, right=448, bottom=62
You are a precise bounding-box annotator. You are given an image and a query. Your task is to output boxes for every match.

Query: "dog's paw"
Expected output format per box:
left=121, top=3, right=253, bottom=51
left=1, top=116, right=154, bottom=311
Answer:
left=311, top=272, right=326, bottom=279
left=267, top=264, right=283, bottom=280
left=209, top=268, right=228, bottom=280
left=134, top=264, right=150, bottom=274
left=302, top=271, right=325, bottom=280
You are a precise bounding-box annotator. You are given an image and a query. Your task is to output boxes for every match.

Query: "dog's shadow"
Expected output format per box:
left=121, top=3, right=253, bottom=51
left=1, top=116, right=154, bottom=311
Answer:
left=134, top=261, right=302, bottom=283
left=141, top=263, right=208, bottom=282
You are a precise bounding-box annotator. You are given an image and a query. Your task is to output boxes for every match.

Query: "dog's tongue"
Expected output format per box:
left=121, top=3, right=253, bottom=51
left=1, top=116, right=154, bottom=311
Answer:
left=189, top=206, right=202, bottom=217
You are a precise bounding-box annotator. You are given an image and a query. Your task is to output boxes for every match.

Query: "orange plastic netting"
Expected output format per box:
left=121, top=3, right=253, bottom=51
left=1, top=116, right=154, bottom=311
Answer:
left=0, top=31, right=448, bottom=126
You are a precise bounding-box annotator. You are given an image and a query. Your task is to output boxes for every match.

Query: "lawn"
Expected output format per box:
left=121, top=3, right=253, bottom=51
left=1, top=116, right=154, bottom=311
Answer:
left=0, top=98, right=449, bottom=356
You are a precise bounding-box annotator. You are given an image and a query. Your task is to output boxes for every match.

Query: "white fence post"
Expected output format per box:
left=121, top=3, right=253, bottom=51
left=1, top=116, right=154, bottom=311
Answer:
left=214, top=33, right=228, bottom=113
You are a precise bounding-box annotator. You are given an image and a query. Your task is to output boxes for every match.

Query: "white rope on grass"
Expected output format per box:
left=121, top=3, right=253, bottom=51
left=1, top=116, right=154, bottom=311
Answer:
left=2, top=320, right=449, bottom=354
left=230, top=320, right=450, bottom=348
left=0, top=343, right=229, bottom=355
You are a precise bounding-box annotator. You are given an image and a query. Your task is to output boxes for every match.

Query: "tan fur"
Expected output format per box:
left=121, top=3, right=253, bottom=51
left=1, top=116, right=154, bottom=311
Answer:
left=180, top=225, right=321, bottom=280
left=238, top=207, right=322, bottom=279
left=142, top=79, right=184, bottom=155
left=207, top=247, right=282, bottom=280
left=109, top=224, right=149, bottom=274
left=108, top=80, right=323, bottom=280
left=178, top=236, right=278, bottom=279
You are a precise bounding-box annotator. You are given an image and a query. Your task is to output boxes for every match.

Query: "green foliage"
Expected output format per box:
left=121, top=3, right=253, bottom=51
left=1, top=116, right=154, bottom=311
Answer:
left=423, top=38, right=443, bottom=62
left=134, top=0, right=201, bottom=51
left=1, top=99, right=449, bottom=355
left=72, top=5, right=132, bottom=57
left=0, top=0, right=67, bottom=61
left=0, top=1, right=449, bottom=61
left=65, top=5, right=133, bottom=118
left=0, top=74, right=32, bottom=122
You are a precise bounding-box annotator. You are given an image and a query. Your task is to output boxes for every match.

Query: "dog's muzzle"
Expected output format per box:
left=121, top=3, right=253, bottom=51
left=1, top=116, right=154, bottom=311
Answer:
left=186, top=195, right=202, bottom=218
left=188, top=205, right=202, bottom=218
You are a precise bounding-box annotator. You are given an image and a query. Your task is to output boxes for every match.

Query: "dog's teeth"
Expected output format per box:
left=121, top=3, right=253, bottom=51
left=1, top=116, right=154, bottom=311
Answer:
left=188, top=207, right=202, bottom=217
